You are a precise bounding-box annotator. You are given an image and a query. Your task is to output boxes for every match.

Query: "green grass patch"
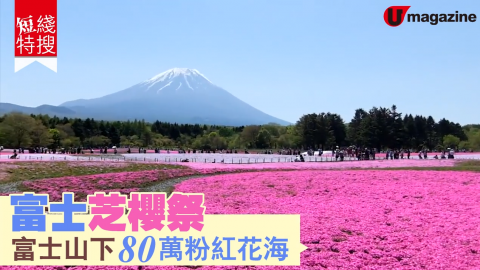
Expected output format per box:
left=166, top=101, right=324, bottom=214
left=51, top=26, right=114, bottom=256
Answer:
left=1, top=161, right=186, bottom=183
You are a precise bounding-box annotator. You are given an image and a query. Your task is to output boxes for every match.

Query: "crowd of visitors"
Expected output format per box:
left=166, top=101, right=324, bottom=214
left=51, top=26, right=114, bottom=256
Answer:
left=1, top=144, right=459, bottom=162
left=291, top=146, right=457, bottom=162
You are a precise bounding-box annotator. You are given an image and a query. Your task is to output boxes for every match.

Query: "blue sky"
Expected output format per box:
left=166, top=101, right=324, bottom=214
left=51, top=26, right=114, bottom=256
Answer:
left=1, top=0, right=479, bottom=125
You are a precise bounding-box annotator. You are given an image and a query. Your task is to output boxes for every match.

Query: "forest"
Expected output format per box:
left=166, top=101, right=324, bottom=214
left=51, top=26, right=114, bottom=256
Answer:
left=0, top=105, right=478, bottom=151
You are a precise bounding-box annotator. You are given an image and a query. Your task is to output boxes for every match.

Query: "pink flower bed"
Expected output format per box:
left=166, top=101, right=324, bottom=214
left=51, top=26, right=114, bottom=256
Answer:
left=323, top=152, right=480, bottom=156
left=0, top=160, right=131, bottom=168
left=0, top=267, right=285, bottom=270
left=0, top=267, right=232, bottom=270
left=0, top=149, right=179, bottom=154
left=181, top=159, right=456, bottom=171
left=21, top=169, right=199, bottom=202
left=14, top=167, right=273, bottom=202
left=0, top=160, right=476, bottom=269
left=88, top=149, right=178, bottom=154
left=172, top=170, right=480, bottom=269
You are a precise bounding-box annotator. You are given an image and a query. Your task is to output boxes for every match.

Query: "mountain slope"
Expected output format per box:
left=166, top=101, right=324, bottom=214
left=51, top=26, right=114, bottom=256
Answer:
left=59, top=68, right=290, bottom=126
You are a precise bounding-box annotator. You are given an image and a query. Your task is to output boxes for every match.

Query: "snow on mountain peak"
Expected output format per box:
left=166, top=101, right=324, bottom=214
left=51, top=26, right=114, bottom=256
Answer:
left=146, top=68, right=212, bottom=84
left=141, top=68, right=214, bottom=92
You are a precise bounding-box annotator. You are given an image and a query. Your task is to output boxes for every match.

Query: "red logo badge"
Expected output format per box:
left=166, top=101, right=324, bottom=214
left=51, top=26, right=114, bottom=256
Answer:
left=14, top=0, right=57, bottom=72
left=384, top=6, right=411, bottom=27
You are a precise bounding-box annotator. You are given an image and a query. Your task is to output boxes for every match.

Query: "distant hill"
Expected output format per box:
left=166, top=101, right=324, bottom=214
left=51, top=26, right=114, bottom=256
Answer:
left=1, top=68, right=290, bottom=126
left=0, top=103, right=76, bottom=116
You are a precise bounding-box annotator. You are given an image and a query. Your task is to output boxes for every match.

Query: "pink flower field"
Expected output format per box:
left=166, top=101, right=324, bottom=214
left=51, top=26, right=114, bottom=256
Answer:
left=1, top=159, right=479, bottom=269
left=181, top=158, right=456, bottom=171
left=8, top=165, right=297, bottom=201
left=7, top=159, right=457, bottom=202
left=17, top=167, right=271, bottom=201
left=173, top=170, right=480, bottom=269
left=20, top=169, right=195, bottom=201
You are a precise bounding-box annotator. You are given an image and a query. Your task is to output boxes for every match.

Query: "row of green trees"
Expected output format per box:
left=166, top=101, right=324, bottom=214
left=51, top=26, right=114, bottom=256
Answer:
left=0, top=105, right=478, bottom=151
left=296, top=105, right=472, bottom=151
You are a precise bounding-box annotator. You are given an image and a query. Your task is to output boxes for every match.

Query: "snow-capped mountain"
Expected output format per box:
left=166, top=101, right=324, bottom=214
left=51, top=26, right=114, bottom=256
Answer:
left=56, top=68, right=290, bottom=126
left=141, top=68, right=218, bottom=94
left=144, top=68, right=213, bottom=89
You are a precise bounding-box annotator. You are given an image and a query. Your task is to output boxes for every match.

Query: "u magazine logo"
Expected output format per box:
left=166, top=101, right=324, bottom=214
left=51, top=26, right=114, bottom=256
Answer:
left=384, top=6, right=477, bottom=27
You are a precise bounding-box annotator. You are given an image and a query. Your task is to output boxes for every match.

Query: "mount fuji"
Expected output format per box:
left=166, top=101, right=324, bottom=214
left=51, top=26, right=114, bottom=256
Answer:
left=2, top=68, right=290, bottom=126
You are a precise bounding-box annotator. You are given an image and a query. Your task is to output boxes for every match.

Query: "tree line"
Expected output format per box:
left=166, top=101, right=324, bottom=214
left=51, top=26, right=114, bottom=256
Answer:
left=0, top=105, right=478, bottom=151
